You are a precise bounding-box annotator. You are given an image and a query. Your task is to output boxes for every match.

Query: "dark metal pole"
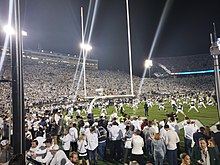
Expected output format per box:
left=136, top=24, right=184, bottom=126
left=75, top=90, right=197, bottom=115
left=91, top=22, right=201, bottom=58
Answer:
left=12, top=0, right=25, bottom=161
left=210, top=23, right=220, bottom=122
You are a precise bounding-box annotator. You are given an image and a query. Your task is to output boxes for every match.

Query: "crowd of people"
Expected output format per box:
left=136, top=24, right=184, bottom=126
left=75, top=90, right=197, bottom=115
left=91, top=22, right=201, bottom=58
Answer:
left=0, top=93, right=219, bottom=165
left=152, top=54, right=213, bottom=73
left=0, top=56, right=216, bottom=109
left=0, top=53, right=219, bottom=165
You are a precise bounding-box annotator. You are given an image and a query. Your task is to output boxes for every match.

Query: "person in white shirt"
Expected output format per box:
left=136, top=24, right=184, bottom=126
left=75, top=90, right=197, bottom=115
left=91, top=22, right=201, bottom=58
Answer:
left=147, top=98, right=154, bottom=108
left=77, top=134, right=89, bottom=164
left=158, top=101, right=165, bottom=112
left=109, top=111, right=118, bottom=122
left=34, top=138, right=53, bottom=165
left=171, top=98, right=177, bottom=111
left=27, top=140, right=40, bottom=156
left=131, top=129, right=144, bottom=165
left=26, top=139, right=46, bottom=165
left=0, top=116, right=4, bottom=131
left=164, top=124, right=180, bottom=165
left=132, top=117, right=141, bottom=131
left=54, top=110, right=61, bottom=125
left=188, top=99, right=199, bottom=113
left=198, top=98, right=207, bottom=109
left=33, top=118, right=40, bottom=136
left=86, top=127, right=98, bottom=165
left=183, top=119, right=197, bottom=156
left=100, top=106, right=107, bottom=117
left=152, top=120, right=159, bottom=133
left=60, top=128, right=72, bottom=158
left=50, top=144, right=73, bottom=165
left=108, top=121, right=123, bottom=162
left=176, top=103, right=186, bottom=117
left=159, top=124, right=167, bottom=141
left=35, top=130, right=46, bottom=149
left=137, top=116, right=143, bottom=128
left=123, top=125, right=134, bottom=164
left=69, top=122, right=78, bottom=152
left=143, top=120, right=155, bottom=159
left=75, top=109, right=81, bottom=119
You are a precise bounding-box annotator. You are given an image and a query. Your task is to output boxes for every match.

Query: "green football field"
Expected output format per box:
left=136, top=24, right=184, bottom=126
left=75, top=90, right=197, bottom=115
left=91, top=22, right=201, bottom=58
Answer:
left=92, top=102, right=219, bottom=126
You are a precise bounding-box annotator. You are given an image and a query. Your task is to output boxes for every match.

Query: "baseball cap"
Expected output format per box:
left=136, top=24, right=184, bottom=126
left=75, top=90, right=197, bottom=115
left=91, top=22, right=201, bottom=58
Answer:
left=50, top=144, right=59, bottom=150
left=1, top=140, right=9, bottom=146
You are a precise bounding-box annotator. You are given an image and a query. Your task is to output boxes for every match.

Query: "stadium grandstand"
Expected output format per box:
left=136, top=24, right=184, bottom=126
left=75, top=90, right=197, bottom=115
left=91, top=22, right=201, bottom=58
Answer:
left=151, top=53, right=213, bottom=77
left=0, top=47, right=98, bottom=72
left=0, top=48, right=216, bottom=100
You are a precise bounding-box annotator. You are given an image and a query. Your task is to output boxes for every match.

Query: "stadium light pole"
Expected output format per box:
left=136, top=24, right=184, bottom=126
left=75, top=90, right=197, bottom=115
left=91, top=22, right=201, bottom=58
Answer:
left=80, top=43, right=92, bottom=97
left=80, top=6, right=86, bottom=98
left=2, top=27, right=27, bottom=146
left=12, top=0, right=25, bottom=159
left=3, top=25, right=15, bottom=145
left=210, top=23, right=220, bottom=122
left=145, top=59, right=153, bottom=78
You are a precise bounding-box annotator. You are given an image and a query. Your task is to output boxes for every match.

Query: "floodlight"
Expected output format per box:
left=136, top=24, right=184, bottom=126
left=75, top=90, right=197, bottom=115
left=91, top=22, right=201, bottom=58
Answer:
left=144, top=60, right=153, bottom=68
left=3, top=25, right=15, bottom=35
left=80, top=43, right=92, bottom=51
left=22, top=30, right=27, bottom=36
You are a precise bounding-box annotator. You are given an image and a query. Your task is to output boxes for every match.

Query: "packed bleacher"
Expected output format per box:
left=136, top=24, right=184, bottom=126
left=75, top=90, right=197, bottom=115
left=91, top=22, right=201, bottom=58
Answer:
left=0, top=56, right=216, bottom=105
left=152, top=53, right=213, bottom=73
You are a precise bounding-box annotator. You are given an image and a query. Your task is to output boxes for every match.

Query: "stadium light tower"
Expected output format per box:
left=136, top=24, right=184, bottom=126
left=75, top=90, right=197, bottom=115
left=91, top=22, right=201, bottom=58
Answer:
left=2, top=25, right=15, bottom=145
left=80, top=43, right=92, bottom=97
left=4, top=25, right=27, bottom=56
left=210, top=23, right=220, bottom=122
left=145, top=59, right=153, bottom=78
left=2, top=25, right=27, bottom=145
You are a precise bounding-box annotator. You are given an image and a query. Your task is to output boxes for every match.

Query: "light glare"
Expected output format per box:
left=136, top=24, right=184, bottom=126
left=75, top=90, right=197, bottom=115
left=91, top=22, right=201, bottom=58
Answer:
left=144, top=60, right=153, bottom=68
left=80, top=43, right=92, bottom=51
left=22, top=30, right=27, bottom=36
left=3, top=25, right=15, bottom=35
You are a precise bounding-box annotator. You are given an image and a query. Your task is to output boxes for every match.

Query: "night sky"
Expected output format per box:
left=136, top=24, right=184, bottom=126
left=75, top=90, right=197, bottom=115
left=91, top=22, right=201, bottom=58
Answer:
left=0, top=0, right=220, bottom=76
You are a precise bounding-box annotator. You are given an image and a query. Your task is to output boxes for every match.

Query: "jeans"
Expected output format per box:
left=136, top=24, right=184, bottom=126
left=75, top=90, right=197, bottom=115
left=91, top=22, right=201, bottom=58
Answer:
left=145, top=140, right=152, bottom=158
left=123, top=148, right=132, bottom=164
left=145, top=109, right=148, bottom=116
left=70, top=141, right=77, bottom=152
left=154, top=157, right=164, bottom=165
left=109, top=140, right=122, bottom=161
left=167, top=149, right=177, bottom=165
left=64, top=150, right=70, bottom=159
left=88, top=148, right=97, bottom=165
left=131, top=154, right=144, bottom=165
left=184, top=138, right=192, bottom=156
left=98, top=142, right=106, bottom=160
